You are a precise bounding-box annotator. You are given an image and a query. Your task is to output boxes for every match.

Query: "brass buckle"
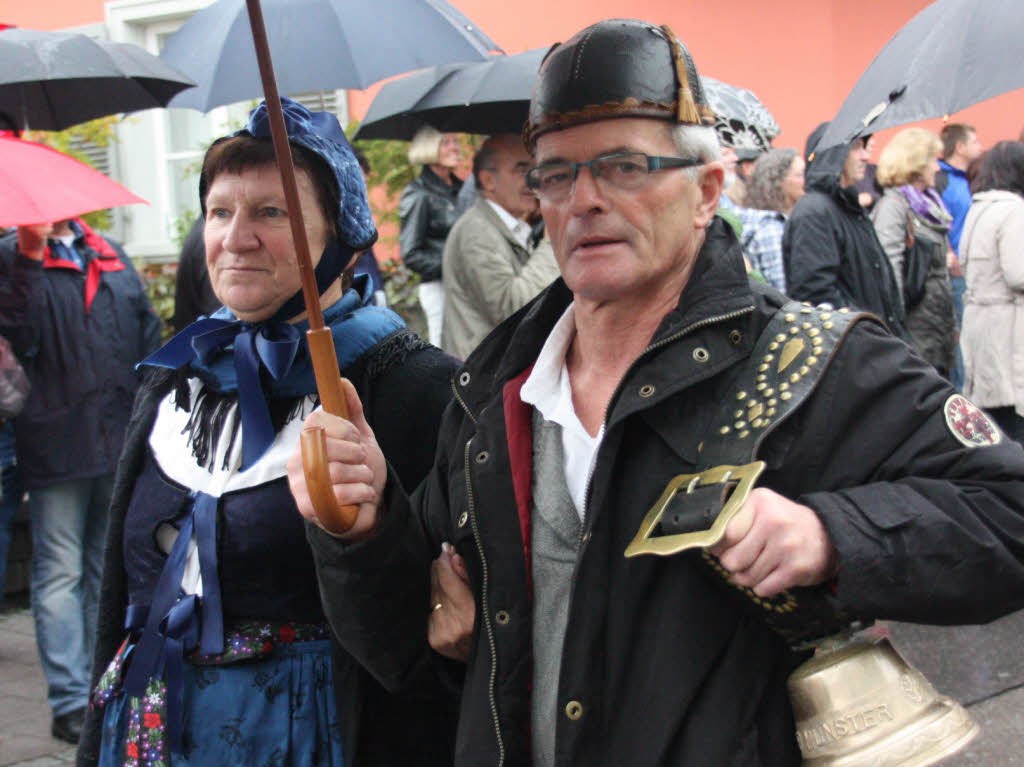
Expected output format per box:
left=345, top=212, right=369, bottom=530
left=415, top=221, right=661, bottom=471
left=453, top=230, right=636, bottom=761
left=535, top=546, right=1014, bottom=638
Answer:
left=624, top=461, right=765, bottom=558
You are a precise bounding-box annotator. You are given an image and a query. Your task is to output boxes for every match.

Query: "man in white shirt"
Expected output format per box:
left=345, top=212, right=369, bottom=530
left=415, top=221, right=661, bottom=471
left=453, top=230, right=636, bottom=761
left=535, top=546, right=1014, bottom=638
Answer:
left=440, top=133, right=559, bottom=359
left=289, top=19, right=1024, bottom=767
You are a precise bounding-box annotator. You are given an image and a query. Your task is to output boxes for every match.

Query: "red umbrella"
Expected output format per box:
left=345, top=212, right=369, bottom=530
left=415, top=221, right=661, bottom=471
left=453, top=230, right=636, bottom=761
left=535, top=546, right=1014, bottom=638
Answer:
left=0, top=134, right=146, bottom=226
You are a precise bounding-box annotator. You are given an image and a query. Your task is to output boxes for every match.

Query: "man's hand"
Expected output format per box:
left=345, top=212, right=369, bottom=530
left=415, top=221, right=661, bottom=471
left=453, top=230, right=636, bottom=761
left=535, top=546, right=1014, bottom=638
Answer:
left=17, top=224, right=53, bottom=261
left=428, top=542, right=475, bottom=662
left=708, top=488, right=838, bottom=597
left=286, top=377, right=386, bottom=541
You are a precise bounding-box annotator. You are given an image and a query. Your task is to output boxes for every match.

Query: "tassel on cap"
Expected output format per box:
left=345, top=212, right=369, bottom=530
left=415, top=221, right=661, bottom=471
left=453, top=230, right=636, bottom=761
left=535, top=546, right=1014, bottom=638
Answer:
left=661, top=25, right=702, bottom=125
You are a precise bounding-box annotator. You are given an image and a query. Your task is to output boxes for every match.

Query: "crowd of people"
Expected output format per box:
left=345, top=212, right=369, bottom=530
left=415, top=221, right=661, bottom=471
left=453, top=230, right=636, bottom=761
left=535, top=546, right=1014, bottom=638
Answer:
left=0, top=14, right=1022, bottom=767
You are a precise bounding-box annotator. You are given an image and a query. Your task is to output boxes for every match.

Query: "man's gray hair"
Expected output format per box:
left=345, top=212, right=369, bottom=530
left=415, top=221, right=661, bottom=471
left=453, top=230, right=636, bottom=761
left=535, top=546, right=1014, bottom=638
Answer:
left=672, top=125, right=720, bottom=179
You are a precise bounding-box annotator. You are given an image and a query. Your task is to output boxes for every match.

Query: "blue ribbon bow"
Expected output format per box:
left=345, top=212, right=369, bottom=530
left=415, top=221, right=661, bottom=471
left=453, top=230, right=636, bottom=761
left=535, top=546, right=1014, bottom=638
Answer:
left=124, top=492, right=223, bottom=756
left=144, top=318, right=301, bottom=469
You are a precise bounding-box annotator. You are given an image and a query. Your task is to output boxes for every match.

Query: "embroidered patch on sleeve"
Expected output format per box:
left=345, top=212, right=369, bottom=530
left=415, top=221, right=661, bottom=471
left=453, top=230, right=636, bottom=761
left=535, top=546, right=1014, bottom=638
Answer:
left=944, top=394, right=1002, bottom=447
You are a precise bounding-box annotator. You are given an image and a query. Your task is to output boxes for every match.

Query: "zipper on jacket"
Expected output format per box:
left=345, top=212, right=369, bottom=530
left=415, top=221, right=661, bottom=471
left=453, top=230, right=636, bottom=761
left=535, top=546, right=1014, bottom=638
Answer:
left=463, top=435, right=505, bottom=766
left=452, top=376, right=479, bottom=426
left=641, top=305, right=755, bottom=360
left=578, top=305, right=756, bottom=528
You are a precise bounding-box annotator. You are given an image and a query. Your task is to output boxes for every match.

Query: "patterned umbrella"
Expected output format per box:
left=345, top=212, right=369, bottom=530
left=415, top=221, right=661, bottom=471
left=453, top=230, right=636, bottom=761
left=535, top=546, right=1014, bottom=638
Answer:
left=702, top=76, right=779, bottom=154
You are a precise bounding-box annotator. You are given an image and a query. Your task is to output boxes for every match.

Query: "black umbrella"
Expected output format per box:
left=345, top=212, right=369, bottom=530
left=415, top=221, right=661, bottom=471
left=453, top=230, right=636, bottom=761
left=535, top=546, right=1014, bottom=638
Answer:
left=159, top=0, right=500, bottom=113
left=355, top=48, right=547, bottom=140
left=0, top=28, right=195, bottom=131
left=356, top=51, right=779, bottom=145
left=814, top=0, right=1024, bottom=153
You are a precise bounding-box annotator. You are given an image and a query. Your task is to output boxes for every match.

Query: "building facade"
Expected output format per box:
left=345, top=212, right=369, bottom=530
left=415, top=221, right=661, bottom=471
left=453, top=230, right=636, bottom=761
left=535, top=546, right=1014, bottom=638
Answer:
left=3, top=0, right=1023, bottom=263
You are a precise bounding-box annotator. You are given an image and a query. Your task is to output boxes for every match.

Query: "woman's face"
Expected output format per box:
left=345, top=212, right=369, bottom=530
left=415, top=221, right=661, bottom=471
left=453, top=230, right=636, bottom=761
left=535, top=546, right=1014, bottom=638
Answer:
left=204, top=165, right=330, bottom=323
left=919, top=155, right=941, bottom=189
left=437, top=133, right=462, bottom=168
left=782, top=155, right=806, bottom=208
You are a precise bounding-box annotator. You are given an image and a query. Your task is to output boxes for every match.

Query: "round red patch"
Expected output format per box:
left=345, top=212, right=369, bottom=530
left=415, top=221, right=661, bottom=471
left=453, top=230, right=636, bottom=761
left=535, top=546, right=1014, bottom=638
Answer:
left=944, top=394, right=1002, bottom=447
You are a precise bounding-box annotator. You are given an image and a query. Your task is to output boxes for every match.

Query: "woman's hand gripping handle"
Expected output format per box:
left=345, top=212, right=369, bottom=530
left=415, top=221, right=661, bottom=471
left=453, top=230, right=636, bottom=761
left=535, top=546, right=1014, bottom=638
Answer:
left=291, top=327, right=385, bottom=537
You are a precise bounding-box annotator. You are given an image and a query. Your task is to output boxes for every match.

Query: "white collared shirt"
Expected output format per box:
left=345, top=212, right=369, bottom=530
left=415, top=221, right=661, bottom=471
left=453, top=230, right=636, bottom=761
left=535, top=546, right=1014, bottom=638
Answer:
left=519, top=303, right=603, bottom=521
left=486, top=199, right=532, bottom=250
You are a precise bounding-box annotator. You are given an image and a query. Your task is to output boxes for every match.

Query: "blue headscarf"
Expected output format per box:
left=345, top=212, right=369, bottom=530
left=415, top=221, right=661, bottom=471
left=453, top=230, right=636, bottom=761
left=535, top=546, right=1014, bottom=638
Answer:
left=142, top=99, right=402, bottom=470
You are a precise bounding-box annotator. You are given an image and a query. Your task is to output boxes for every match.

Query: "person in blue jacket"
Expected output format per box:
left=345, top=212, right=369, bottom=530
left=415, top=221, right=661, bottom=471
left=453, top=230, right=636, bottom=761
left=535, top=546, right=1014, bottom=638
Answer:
left=0, top=217, right=161, bottom=743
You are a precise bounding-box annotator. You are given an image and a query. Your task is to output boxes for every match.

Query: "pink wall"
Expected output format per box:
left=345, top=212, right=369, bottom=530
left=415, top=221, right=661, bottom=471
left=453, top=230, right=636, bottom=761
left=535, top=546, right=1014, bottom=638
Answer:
left=0, top=0, right=96, bottom=31
left=347, top=0, right=1024, bottom=155
left=4, top=0, right=1020, bottom=151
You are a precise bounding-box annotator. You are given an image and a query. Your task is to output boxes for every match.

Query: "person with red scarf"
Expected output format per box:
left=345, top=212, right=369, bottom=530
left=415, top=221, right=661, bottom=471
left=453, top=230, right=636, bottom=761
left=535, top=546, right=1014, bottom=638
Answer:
left=0, top=218, right=161, bottom=744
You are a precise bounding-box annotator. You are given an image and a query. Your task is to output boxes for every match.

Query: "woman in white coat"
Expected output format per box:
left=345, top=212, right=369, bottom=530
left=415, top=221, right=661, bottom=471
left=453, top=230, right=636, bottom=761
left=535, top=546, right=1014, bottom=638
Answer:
left=960, top=141, right=1024, bottom=444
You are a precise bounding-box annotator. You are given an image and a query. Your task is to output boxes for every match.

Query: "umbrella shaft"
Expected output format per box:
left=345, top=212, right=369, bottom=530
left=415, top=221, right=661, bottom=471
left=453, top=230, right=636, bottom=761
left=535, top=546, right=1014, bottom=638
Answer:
left=243, top=0, right=325, bottom=333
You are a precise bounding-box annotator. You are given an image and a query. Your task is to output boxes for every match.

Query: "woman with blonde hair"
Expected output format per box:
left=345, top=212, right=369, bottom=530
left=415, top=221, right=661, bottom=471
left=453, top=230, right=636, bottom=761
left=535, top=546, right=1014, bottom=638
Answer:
left=872, top=127, right=956, bottom=376
left=399, top=126, right=462, bottom=345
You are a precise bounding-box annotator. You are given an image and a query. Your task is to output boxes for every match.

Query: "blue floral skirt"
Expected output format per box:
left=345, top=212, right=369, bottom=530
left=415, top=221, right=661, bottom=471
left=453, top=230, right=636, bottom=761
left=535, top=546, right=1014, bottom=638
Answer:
left=96, top=639, right=344, bottom=767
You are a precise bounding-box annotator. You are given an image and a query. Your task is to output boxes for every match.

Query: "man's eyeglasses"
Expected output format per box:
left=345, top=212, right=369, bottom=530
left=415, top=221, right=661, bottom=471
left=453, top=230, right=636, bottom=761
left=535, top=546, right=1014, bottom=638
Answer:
left=525, top=152, right=704, bottom=201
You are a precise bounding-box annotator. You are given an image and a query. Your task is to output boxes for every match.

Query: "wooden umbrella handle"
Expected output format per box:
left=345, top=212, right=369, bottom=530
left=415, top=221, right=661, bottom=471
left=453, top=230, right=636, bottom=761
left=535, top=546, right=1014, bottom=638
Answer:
left=301, top=328, right=360, bottom=533
left=243, top=0, right=357, bottom=533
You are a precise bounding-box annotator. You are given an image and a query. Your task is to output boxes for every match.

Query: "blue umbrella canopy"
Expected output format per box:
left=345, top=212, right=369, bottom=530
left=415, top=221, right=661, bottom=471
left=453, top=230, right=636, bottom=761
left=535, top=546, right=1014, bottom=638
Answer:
left=160, top=0, right=500, bottom=112
left=814, top=0, right=1024, bottom=153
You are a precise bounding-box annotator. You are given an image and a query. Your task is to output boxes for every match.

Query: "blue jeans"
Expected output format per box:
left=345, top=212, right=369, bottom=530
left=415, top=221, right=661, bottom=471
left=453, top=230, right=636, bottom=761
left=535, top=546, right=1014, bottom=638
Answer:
left=29, top=474, right=113, bottom=716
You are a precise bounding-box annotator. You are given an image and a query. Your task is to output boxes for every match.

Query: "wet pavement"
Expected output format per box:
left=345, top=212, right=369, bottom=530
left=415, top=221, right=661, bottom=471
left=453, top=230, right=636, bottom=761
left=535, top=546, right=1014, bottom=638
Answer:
left=1, top=599, right=1021, bottom=765
left=0, top=600, right=75, bottom=767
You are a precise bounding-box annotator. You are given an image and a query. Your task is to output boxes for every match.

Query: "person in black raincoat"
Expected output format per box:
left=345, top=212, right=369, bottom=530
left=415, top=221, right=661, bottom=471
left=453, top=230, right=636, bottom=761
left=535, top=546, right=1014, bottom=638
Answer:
left=783, top=122, right=907, bottom=339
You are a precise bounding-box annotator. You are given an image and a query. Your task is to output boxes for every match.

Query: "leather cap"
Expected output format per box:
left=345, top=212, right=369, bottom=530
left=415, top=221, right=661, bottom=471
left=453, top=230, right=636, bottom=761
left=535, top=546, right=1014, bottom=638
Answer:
left=524, top=19, right=716, bottom=149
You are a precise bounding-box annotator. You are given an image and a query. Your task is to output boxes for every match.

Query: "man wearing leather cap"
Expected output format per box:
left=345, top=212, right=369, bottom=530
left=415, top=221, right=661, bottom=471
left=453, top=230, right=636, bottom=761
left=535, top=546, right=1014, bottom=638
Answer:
left=289, top=19, right=1024, bottom=766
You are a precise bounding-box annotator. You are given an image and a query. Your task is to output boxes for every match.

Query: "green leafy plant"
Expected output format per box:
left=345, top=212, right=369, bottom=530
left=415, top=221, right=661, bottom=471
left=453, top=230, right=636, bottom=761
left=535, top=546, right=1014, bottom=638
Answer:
left=380, top=258, right=426, bottom=337
left=171, top=210, right=199, bottom=251
left=134, top=260, right=178, bottom=341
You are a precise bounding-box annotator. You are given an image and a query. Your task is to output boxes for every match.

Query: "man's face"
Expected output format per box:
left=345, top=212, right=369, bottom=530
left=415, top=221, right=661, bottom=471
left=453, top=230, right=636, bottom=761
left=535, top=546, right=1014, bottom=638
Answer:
left=960, top=130, right=983, bottom=162
left=841, top=139, right=870, bottom=186
left=534, top=117, right=721, bottom=305
left=479, top=135, right=535, bottom=220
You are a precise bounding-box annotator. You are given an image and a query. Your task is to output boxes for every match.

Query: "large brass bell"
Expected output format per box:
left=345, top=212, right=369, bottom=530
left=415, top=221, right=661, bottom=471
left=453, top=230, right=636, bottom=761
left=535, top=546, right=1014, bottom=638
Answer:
left=626, top=463, right=979, bottom=767
left=789, top=635, right=978, bottom=767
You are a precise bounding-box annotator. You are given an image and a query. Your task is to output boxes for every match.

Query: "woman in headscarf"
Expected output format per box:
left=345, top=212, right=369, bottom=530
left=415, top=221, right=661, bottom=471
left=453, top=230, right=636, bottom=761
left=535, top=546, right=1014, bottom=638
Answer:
left=79, top=99, right=459, bottom=767
left=959, top=141, right=1024, bottom=444
left=872, top=127, right=956, bottom=377
left=398, top=126, right=462, bottom=345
